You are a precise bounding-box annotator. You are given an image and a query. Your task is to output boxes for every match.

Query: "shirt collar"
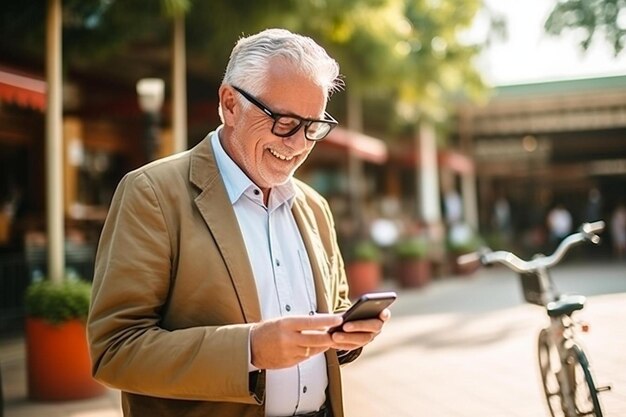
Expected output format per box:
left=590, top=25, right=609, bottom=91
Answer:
left=211, top=127, right=296, bottom=208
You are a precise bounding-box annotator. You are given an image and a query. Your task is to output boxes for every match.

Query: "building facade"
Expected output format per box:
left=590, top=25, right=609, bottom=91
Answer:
left=452, top=75, right=626, bottom=255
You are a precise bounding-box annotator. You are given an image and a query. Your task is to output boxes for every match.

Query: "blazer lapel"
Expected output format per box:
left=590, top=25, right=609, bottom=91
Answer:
left=189, top=133, right=262, bottom=323
left=292, top=193, right=331, bottom=314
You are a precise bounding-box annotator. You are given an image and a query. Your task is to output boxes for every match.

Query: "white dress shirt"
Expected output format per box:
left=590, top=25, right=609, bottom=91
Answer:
left=211, top=130, right=327, bottom=416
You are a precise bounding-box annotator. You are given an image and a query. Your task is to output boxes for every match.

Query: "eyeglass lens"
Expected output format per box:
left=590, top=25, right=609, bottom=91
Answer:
left=233, top=86, right=335, bottom=141
left=272, top=117, right=332, bottom=141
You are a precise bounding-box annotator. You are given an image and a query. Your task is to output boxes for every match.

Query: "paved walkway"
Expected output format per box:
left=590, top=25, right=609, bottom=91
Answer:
left=342, top=262, right=626, bottom=417
left=2, top=262, right=625, bottom=417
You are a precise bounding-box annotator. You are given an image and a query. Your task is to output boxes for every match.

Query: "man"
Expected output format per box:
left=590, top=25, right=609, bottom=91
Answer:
left=88, top=28, right=390, bottom=417
left=547, top=203, right=572, bottom=250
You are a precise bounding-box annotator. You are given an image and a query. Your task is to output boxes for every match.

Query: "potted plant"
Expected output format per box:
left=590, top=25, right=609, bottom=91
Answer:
left=24, top=277, right=105, bottom=401
left=345, top=240, right=382, bottom=299
left=393, top=236, right=432, bottom=288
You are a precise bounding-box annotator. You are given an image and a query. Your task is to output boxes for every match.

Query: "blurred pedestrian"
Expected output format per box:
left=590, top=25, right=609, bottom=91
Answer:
left=492, top=194, right=513, bottom=245
left=547, top=203, right=572, bottom=249
left=583, top=187, right=603, bottom=222
left=88, top=28, right=390, bottom=417
left=611, top=203, right=626, bottom=260
left=443, top=189, right=463, bottom=225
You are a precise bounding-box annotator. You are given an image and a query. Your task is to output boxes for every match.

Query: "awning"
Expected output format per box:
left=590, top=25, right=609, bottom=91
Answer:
left=323, top=127, right=388, bottom=164
left=392, top=148, right=475, bottom=174
left=0, top=67, right=46, bottom=111
left=438, top=150, right=474, bottom=174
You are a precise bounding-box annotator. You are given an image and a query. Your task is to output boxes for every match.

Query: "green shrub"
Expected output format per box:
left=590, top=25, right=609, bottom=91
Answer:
left=394, top=237, right=429, bottom=260
left=25, top=279, right=92, bottom=324
left=446, top=223, right=484, bottom=254
left=351, top=240, right=381, bottom=262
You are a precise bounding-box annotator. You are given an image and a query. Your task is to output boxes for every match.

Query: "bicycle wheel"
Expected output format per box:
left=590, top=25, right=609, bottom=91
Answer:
left=565, top=344, right=603, bottom=417
left=538, top=328, right=566, bottom=417
left=537, top=329, right=604, bottom=417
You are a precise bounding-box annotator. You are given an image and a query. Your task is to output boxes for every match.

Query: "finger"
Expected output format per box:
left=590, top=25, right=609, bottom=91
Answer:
left=379, top=308, right=391, bottom=321
left=341, top=318, right=384, bottom=333
left=300, top=345, right=329, bottom=359
left=295, top=331, right=336, bottom=348
left=283, top=314, right=343, bottom=331
left=331, top=330, right=376, bottom=347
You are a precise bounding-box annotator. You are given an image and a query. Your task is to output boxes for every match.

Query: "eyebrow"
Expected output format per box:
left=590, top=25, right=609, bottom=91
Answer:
left=237, top=86, right=325, bottom=121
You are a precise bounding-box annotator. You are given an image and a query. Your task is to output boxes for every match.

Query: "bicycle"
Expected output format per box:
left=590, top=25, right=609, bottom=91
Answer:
left=459, top=221, right=611, bottom=417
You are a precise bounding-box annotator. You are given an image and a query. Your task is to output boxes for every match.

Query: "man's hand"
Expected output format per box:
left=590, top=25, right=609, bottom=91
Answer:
left=250, top=314, right=342, bottom=369
left=329, top=309, right=391, bottom=351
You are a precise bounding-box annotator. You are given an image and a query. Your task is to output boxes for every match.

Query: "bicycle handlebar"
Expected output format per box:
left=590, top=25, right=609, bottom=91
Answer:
left=457, top=221, right=605, bottom=274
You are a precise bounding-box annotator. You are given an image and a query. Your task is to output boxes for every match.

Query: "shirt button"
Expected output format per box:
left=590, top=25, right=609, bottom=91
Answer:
left=309, top=311, right=315, bottom=316
left=285, top=304, right=291, bottom=312
left=303, top=386, right=308, bottom=393
left=275, top=259, right=280, bottom=267
left=253, top=189, right=260, bottom=195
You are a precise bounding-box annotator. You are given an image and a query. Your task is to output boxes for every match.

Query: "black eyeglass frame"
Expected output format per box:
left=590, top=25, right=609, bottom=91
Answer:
left=232, top=86, right=338, bottom=141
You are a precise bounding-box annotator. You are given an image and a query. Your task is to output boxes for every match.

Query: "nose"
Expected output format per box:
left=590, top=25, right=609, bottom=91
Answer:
left=282, top=125, right=310, bottom=150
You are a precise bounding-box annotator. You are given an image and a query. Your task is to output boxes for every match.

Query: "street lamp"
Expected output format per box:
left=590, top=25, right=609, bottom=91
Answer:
left=136, top=78, right=165, bottom=162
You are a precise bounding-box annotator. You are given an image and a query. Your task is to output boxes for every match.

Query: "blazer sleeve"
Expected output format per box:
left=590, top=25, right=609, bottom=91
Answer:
left=87, top=171, right=261, bottom=404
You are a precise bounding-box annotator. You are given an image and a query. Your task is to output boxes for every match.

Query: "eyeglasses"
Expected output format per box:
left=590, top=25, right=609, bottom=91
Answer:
left=232, top=86, right=337, bottom=141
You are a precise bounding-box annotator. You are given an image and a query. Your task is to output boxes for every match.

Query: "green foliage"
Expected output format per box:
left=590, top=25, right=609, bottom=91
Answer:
left=484, top=231, right=511, bottom=252
left=251, top=0, right=489, bottom=126
left=25, top=279, right=92, bottom=325
left=447, top=237, right=482, bottom=254
left=0, top=0, right=494, bottom=133
left=545, top=0, right=626, bottom=55
left=394, top=236, right=429, bottom=260
left=351, top=240, right=381, bottom=262
left=446, top=223, right=484, bottom=254
left=0, top=0, right=178, bottom=67
left=161, top=0, right=191, bottom=18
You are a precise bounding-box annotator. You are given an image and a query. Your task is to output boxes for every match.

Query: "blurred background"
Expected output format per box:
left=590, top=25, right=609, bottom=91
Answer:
left=0, top=0, right=625, bottom=332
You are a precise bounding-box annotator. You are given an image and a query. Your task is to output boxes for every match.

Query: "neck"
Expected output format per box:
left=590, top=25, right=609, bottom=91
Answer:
left=218, top=128, right=272, bottom=206
left=261, top=188, right=271, bottom=206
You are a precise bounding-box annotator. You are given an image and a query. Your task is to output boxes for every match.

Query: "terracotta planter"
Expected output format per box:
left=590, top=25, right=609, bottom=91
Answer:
left=449, top=254, right=479, bottom=276
left=26, top=318, right=106, bottom=401
left=346, top=260, right=382, bottom=299
left=396, top=259, right=431, bottom=288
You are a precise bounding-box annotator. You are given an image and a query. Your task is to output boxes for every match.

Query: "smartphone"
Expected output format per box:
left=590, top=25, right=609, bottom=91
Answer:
left=329, top=291, right=397, bottom=333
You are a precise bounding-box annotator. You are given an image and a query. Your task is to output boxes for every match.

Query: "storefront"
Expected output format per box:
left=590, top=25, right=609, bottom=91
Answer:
left=452, top=75, right=626, bottom=255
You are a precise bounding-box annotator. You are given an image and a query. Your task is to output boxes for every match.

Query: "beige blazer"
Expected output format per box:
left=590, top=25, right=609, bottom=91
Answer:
left=87, top=132, right=352, bottom=417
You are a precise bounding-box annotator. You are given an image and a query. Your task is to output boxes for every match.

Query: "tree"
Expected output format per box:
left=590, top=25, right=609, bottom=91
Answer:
left=207, top=0, right=488, bottom=128
left=162, top=0, right=191, bottom=153
left=1, top=0, right=488, bottom=127
left=545, top=0, right=626, bottom=55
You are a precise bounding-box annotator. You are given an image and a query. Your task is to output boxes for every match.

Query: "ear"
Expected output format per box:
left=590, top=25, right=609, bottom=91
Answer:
left=219, top=85, right=238, bottom=127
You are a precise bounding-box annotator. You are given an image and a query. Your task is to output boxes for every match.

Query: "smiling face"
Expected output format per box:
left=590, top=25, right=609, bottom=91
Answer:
left=219, top=61, right=327, bottom=196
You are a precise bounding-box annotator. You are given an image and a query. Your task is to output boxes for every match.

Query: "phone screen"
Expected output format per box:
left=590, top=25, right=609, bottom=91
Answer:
left=329, top=291, right=397, bottom=333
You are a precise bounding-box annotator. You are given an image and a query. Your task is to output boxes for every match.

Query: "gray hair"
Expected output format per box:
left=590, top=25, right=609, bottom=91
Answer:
left=220, top=28, right=343, bottom=104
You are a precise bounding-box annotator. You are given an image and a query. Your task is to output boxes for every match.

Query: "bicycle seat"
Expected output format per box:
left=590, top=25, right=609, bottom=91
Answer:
left=546, top=294, right=586, bottom=317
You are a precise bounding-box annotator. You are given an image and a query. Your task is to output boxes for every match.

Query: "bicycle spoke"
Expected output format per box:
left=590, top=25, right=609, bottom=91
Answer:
left=565, top=346, right=604, bottom=417
left=538, top=330, right=567, bottom=417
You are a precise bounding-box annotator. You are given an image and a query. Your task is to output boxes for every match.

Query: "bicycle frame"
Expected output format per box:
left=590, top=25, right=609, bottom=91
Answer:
left=532, top=264, right=577, bottom=415
left=459, top=221, right=608, bottom=417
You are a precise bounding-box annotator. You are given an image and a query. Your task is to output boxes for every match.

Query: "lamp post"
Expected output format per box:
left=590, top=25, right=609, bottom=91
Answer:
left=136, top=78, right=164, bottom=162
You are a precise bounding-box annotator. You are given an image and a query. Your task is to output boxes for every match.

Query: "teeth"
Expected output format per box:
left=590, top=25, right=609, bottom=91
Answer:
left=268, top=148, right=294, bottom=161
